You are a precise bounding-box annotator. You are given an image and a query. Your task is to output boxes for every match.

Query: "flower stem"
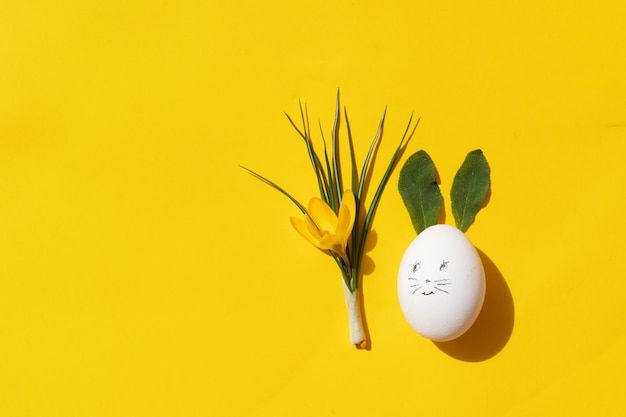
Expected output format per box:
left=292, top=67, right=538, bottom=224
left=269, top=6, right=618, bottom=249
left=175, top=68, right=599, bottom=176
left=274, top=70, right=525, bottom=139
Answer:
left=342, top=279, right=366, bottom=348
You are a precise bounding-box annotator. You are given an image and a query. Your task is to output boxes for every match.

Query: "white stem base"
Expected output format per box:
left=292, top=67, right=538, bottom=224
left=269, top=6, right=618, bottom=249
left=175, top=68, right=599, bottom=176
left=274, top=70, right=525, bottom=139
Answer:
left=342, top=280, right=366, bottom=347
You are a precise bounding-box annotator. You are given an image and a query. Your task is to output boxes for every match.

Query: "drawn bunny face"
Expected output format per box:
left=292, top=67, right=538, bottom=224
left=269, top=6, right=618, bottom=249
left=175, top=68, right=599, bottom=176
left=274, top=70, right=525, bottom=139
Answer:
left=397, top=224, right=486, bottom=341
left=407, top=260, right=453, bottom=296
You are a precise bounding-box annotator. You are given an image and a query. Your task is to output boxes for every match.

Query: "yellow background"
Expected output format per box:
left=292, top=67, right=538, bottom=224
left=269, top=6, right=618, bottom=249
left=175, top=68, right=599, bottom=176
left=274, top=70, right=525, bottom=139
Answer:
left=1, top=1, right=625, bottom=415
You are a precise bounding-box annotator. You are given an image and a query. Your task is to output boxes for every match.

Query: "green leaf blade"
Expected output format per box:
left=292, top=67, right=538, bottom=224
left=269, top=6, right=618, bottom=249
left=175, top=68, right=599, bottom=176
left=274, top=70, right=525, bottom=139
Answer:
left=356, top=107, right=386, bottom=204
left=331, top=90, right=343, bottom=206
left=240, top=165, right=309, bottom=215
left=286, top=104, right=331, bottom=204
left=398, top=150, right=442, bottom=234
left=344, top=108, right=358, bottom=195
left=354, top=114, right=418, bottom=275
left=450, top=149, right=490, bottom=232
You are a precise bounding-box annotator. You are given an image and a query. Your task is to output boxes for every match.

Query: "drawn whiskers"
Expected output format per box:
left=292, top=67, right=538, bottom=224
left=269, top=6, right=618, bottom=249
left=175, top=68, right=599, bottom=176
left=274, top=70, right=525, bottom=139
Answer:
left=409, top=283, right=423, bottom=295
left=409, top=277, right=452, bottom=295
left=433, top=278, right=451, bottom=294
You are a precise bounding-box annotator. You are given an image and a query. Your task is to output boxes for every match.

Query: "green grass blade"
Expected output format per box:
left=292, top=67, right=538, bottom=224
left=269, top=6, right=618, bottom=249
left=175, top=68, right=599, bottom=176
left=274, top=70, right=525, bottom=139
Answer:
left=356, top=107, right=387, bottom=203
left=285, top=110, right=325, bottom=195
left=331, top=90, right=343, bottom=206
left=240, top=166, right=309, bottom=214
left=344, top=108, right=358, bottom=195
left=355, top=114, right=418, bottom=270
left=318, top=123, right=336, bottom=209
left=284, top=111, right=308, bottom=141
left=284, top=104, right=331, bottom=202
left=344, top=107, right=360, bottom=276
left=301, top=104, right=330, bottom=202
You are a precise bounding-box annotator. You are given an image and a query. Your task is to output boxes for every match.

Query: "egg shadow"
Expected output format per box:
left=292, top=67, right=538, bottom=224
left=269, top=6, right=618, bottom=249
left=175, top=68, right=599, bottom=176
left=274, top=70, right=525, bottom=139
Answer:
left=433, top=248, right=514, bottom=361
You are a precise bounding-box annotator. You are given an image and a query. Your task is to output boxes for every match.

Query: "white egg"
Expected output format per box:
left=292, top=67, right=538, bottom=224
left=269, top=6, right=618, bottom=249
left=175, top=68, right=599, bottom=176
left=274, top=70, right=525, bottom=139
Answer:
left=397, top=224, right=485, bottom=341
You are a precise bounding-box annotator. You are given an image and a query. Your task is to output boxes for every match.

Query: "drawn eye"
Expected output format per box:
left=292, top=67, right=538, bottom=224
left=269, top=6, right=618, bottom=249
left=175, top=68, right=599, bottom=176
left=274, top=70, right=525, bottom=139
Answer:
left=412, top=262, right=421, bottom=273
left=439, top=260, right=449, bottom=271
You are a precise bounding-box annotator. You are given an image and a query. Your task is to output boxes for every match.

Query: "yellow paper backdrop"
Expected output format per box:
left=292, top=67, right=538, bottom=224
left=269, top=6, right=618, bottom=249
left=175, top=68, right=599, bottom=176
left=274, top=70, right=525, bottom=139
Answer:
left=1, top=1, right=625, bottom=415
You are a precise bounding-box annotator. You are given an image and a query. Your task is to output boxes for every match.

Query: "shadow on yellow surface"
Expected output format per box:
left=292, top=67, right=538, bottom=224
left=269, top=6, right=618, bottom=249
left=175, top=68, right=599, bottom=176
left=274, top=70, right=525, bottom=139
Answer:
left=434, top=249, right=514, bottom=361
left=355, top=229, right=378, bottom=350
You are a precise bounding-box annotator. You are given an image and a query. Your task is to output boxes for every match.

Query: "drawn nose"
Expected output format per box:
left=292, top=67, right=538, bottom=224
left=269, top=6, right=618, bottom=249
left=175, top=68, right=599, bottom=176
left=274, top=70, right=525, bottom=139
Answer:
left=425, top=279, right=431, bottom=283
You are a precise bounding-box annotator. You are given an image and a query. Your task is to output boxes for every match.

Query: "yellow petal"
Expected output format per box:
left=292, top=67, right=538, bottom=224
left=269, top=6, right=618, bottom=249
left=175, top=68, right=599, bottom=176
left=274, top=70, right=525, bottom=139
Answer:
left=308, top=197, right=338, bottom=234
left=336, top=191, right=356, bottom=243
left=342, top=189, right=356, bottom=212
left=290, top=216, right=323, bottom=248
left=319, top=233, right=344, bottom=252
left=305, top=214, right=325, bottom=240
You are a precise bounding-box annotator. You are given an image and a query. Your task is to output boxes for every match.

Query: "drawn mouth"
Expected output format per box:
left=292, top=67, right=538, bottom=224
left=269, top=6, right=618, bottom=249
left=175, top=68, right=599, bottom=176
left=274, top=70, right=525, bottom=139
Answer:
left=422, top=291, right=434, bottom=296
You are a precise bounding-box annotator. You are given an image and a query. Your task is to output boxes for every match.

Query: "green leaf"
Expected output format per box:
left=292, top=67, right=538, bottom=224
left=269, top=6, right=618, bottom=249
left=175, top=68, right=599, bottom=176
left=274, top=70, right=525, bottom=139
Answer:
left=331, top=90, right=343, bottom=207
left=356, top=107, right=387, bottom=204
left=286, top=106, right=333, bottom=204
left=318, top=124, right=337, bottom=211
left=240, top=166, right=308, bottom=215
left=398, top=150, right=442, bottom=234
left=450, top=149, right=490, bottom=232
left=344, top=108, right=358, bottom=196
left=354, top=114, right=418, bottom=283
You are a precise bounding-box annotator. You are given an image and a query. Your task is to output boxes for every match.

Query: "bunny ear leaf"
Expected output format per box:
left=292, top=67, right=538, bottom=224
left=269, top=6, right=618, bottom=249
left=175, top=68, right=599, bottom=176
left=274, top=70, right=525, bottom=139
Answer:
left=450, top=149, right=490, bottom=232
left=398, top=150, right=442, bottom=234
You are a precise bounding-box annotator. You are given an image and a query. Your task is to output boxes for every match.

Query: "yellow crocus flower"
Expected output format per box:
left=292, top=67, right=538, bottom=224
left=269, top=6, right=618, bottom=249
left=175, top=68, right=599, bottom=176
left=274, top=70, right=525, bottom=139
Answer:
left=244, top=95, right=417, bottom=347
left=290, top=190, right=356, bottom=257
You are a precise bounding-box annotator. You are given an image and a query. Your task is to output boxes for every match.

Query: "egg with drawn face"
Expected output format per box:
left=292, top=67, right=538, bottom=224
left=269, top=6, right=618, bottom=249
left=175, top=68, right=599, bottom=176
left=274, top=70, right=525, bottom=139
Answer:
left=397, top=224, right=485, bottom=341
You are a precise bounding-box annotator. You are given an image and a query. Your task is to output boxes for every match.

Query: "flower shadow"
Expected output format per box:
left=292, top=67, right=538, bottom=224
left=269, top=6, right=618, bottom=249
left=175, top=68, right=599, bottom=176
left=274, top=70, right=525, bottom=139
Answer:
left=359, top=229, right=378, bottom=276
left=355, top=229, right=378, bottom=350
left=433, top=248, right=514, bottom=361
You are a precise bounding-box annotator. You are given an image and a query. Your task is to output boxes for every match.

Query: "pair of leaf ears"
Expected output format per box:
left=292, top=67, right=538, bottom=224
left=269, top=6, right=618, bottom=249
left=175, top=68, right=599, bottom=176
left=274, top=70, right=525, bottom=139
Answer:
left=398, top=149, right=490, bottom=234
